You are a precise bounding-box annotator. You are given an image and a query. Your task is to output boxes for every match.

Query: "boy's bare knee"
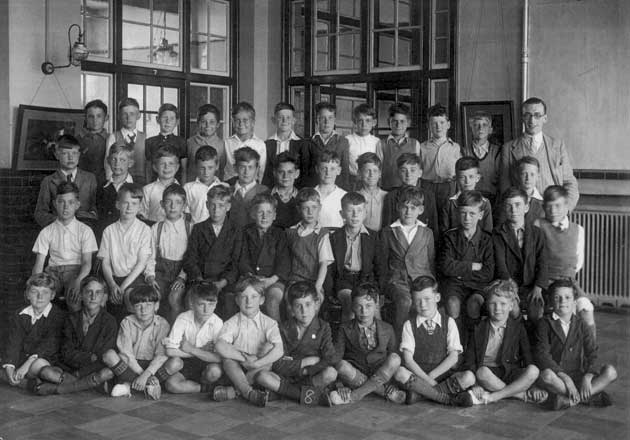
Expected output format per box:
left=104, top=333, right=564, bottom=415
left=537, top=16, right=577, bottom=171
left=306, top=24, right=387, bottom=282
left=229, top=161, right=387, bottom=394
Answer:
left=476, top=366, right=493, bottom=381
left=321, top=366, right=338, bottom=383
left=446, top=297, right=461, bottom=317
left=394, top=366, right=411, bottom=383
left=387, top=353, right=401, bottom=368
left=602, top=364, right=617, bottom=382
left=524, top=364, right=540, bottom=380
left=102, top=349, right=118, bottom=366
left=336, top=360, right=353, bottom=377
left=165, top=376, right=180, bottom=393
left=204, top=364, right=222, bottom=383
left=165, top=357, right=183, bottom=373
left=458, top=370, right=476, bottom=389
left=540, top=369, right=556, bottom=384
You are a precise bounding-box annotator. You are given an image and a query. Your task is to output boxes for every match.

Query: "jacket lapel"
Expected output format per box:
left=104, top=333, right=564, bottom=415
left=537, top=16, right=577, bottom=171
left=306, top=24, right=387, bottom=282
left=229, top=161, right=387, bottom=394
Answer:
left=477, top=320, right=491, bottom=363
left=406, top=226, right=427, bottom=256
left=392, top=227, right=410, bottom=252
left=360, top=233, right=372, bottom=273
left=500, top=223, right=523, bottom=264
left=550, top=318, right=567, bottom=343
left=332, top=230, right=348, bottom=273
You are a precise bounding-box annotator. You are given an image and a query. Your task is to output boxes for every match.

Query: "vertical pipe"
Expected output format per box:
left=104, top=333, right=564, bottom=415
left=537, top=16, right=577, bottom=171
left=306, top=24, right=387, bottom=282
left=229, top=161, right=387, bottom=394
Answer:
left=522, top=0, right=529, bottom=102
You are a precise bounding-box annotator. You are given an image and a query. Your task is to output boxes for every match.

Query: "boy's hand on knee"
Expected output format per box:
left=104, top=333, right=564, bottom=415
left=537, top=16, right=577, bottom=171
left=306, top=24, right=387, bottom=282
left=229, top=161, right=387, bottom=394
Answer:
left=580, top=373, right=594, bottom=401
left=68, top=279, right=81, bottom=303
left=170, top=277, right=185, bottom=293
left=529, top=287, right=544, bottom=306
left=132, top=371, right=151, bottom=391
left=146, top=276, right=160, bottom=294
left=560, top=374, right=580, bottom=403
left=109, top=284, right=123, bottom=304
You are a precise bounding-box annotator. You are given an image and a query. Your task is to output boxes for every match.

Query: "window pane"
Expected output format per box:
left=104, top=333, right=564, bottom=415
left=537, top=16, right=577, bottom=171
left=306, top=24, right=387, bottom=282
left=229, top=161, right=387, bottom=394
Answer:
left=122, top=22, right=150, bottom=62
left=85, top=17, right=110, bottom=59
left=435, top=0, right=449, bottom=11
left=338, top=33, right=359, bottom=70
left=144, top=113, right=160, bottom=137
left=191, top=34, right=207, bottom=69
left=290, top=86, right=305, bottom=137
left=431, top=79, right=448, bottom=109
left=208, top=36, right=228, bottom=72
left=210, top=1, right=228, bottom=37
left=399, top=0, right=411, bottom=26
left=317, top=0, right=330, bottom=12
left=189, top=85, right=209, bottom=120
left=375, top=0, right=395, bottom=28
left=152, top=29, right=180, bottom=66
left=434, top=38, right=448, bottom=65
left=435, top=11, right=448, bottom=38
left=122, top=0, right=150, bottom=23
left=290, top=1, right=305, bottom=75
left=163, top=87, right=178, bottom=106
left=84, top=74, right=110, bottom=103
left=398, top=28, right=420, bottom=66
left=153, top=0, right=180, bottom=29
left=316, top=35, right=330, bottom=71
left=128, top=84, right=144, bottom=109
left=374, top=30, right=395, bottom=67
left=146, top=86, right=161, bottom=112
left=339, top=0, right=360, bottom=19
left=191, top=0, right=207, bottom=33
left=84, top=0, right=109, bottom=18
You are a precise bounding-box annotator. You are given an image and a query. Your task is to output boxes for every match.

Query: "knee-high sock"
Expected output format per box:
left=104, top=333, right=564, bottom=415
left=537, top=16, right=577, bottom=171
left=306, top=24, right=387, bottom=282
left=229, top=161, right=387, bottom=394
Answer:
left=111, top=360, right=137, bottom=383
left=404, top=374, right=450, bottom=405
left=351, top=372, right=387, bottom=401
left=154, top=366, right=170, bottom=383
left=56, top=370, right=109, bottom=394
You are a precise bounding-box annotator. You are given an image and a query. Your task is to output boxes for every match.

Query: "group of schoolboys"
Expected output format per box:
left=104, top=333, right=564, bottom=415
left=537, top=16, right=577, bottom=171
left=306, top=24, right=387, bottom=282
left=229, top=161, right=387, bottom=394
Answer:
left=2, top=95, right=616, bottom=413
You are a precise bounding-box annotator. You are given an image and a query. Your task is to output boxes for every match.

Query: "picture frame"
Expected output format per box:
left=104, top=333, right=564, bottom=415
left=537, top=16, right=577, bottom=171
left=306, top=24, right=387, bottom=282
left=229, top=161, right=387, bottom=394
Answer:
left=13, top=104, right=85, bottom=171
left=460, top=100, right=515, bottom=148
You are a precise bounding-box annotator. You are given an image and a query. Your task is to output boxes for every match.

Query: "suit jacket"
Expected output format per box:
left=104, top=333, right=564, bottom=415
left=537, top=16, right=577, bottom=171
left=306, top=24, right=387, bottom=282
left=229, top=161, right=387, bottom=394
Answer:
left=334, top=319, right=397, bottom=372
left=34, top=169, right=98, bottom=227
left=492, top=221, right=548, bottom=290
left=499, top=134, right=579, bottom=210
left=227, top=183, right=269, bottom=228
left=238, top=224, right=290, bottom=281
left=261, top=139, right=311, bottom=188
left=463, top=317, right=533, bottom=376
left=382, top=185, right=439, bottom=245
left=381, top=224, right=435, bottom=287
left=329, top=227, right=384, bottom=288
left=439, top=227, right=494, bottom=290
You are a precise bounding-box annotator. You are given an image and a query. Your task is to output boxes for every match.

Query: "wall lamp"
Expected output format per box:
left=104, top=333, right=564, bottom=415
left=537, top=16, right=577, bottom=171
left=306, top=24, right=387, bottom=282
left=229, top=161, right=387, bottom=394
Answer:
left=41, top=24, right=89, bottom=75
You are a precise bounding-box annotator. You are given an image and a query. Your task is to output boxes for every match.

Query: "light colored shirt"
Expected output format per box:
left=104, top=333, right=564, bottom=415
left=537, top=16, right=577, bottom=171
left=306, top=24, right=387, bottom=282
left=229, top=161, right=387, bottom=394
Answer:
left=358, top=187, right=387, bottom=231
left=346, top=133, right=380, bottom=175
left=223, top=134, right=267, bottom=183
left=315, top=185, right=347, bottom=228
left=419, top=138, right=461, bottom=182
left=293, top=222, right=335, bottom=264
left=482, top=321, right=506, bottom=367
left=529, top=187, right=543, bottom=201
left=217, top=311, right=282, bottom=357
left=269, top=131, right=300, bottom=155
left=551, top=216, right=585, bottom=272
left=97, top=218, right=152, bottom=277
left=164, top=310, right=223, bottom=358
left=552, top=312, right=572, bottom=337
left=82, top=310, right=99, bottom=335
left=358, top=320, right=377, bottom=351
left=144, top=217, right=189, bottom=279
left=390, top=219, right=427, bottom=245
left=19, top=303, right=53, bottom=326
left=472, top=140, right=490, bottom=158
left=60, top=169, right=78, bottom=182
left=233, top=180, right=257, bottom=198
left=32, top=218, right=98, bottom=266
left=400, top=311, right=463, bottom=354
left=103, top=174, right=134, bottom=192
left=184, top=177, right=226, bottom=224
left=524, top=132, right=544, bottom=154
left=140, top=179, right=179, bottom=222
left=117, top=314, right=170, bottom=372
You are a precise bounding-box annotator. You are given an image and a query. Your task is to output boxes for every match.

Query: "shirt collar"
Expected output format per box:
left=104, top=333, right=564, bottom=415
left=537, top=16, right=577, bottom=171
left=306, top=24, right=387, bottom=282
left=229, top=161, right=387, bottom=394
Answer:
left=120, top=128, right=138, bottom=138
left=54, top=217, right=80, bottom=232
left=82, top=309, right=100, bottom=327
left=195, top=176, right=222, bottom=187
left=271, top=131, right=300, bottom=142
left=293, top=221, right=323, bottom=235
left=104, top=173, right=133, bottom=189
left=390, top=219, right=427, bottom=229
left=271, top=186, right=298, bottom=198
left=472, top=140, right=489, bottom=154
left=357, top=320, right=376, bottom=331
left=154, top=178, right=179, bottom=188
left=345, top=224, right=369, bottom=236
left=229, top=133, right=262, bottom=143
left=460, top=226, right=482, bottom=243
left=428, top=137, right=454, bottom=147
left=127, top=314, right=158, bottom=329
left=529, top=187, right=543, bottom=201
left=163, top=216, right=186, bottom=232
left=234, top=180, right=257, bottom=195
left=415, top=310, right=442, bottom=328
left=489, top=320, right=507, bottom=330
left=60, top=169, right=77, bottom=180
left=20, top=303, right=53, bottom=324
left=551, top=217, right=570, bottom=231
left=79, top=127, right=108, bottom=140
left=387, top=134, right=409, bottom=145
left=194, top=132, right=220, bottom=142
left=239, top=310, right=262, bottom=327
left=552, top=312, right=574, bottom=323
left=313, top=131, right=337, bottom=143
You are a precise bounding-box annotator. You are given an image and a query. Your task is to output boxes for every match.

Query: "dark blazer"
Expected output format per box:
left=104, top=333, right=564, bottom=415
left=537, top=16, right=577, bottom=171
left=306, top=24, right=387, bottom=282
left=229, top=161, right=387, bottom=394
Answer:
left=493, top=221, right=548, bottom=290
left=334, top=319, right=397, bottom=373
left=381, top=224, right=435, bottom=287
left=439, top=227, right=494, bottom=290
left=238, top=224, right=290, bottom=282
left=329, top=227, right=383, bottom=289
left=463, top=317, right=533, bottom=376
left=262, top=138, right=311, bottom=188
left=381, top=185, right=439, bottom=245
left=305, top=134, right=351, bottom=190
left=227, top=183, right=269, bottom=229
left=61, top=309, right=117, bottom=376
left=534, top=314, right=598, bottom=375
left=183, top=218, right=242, bottom=284
left=34, top=169, right=98, bottom=227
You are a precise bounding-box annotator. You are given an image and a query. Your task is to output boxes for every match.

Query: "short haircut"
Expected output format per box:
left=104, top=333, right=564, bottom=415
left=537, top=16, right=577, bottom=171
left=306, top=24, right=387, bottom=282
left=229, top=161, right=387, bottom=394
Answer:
left=501, top=187, right=529, bottom=205
left=250, top=193, right=277, bottom=212
left=198, top=103, right=221, bottom=121
left=207, top=184, right=232, bottom=202
left=315, top=102, right=336, bottom=115
left=341, top=191, right=366, bottom=210
left=485, top=278, right=519, bottom=303
left=351, top=282, right=380, bottom=304
left=56, top=181, right=80, bottom=198
left=153, top=145, right=179, bottom=163
left=468, top=110, right=492, bottom=124
left=548, top=278, right=578, bottom=299
left=287, top=281, right=318, bottom=305
left=456, top=156, right=480, bottom=173
left=232, top=101, right=256, bottom=119
left=84, top=99, right=108, bottom=115
left=162, top=183, right=186, bottom=202
left=357, top=152, right=382, bottom=170
left=543, top=185, right=568, bottom=204
left=296, top=187, right=321, bottom=206
left=410, top=276, right=438, bottom=294
left=427, top=104, right=448, bottom=120
left=108, top=143, right=134, bottom=159
left=516, top=156, right=540, bottom=171
left=388, top=102, right=411, bottom=119
left=353, top=103, right=376, bottom=120
left=396, top=152, right=421, bottom=169
left=117, top=182, right=144, bottom=201
left=317, top=150, right=341, bottom=166
left=188, top=281, right=219, bottom=302
left=158, top=103, right=179, bottom=119
left=194, top=145, right=218, bottom=163
left=397, top=185, right=425, bottom=208
left=56, top=134, right=80, bottom=150
left=25, top=272, right=57, bottom=296
left=234, top=146, right=260, bottom=165
left=274, top=151, right=299, bottom=170
left=129, top=285, right=159, bottom=305
left=80, top=276, right=109, bottom=297
left=274, top=102, right=295, bottom=114
left=523, top=97, right=547, bottom=114
left=457, top=190, right=484, bottom=209
left=118, top=97, right=140, bottom=111
left=235, top=276, right=265, bottom=298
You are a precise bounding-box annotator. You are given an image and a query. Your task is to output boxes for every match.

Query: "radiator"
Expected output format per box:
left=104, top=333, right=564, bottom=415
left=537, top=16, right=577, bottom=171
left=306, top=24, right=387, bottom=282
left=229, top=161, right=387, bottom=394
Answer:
left=570, top=210, right=630, bottom=307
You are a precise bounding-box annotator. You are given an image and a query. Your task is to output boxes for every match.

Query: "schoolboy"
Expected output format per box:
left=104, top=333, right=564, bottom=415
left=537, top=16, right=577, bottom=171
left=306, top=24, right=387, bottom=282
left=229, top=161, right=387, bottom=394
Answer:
left=535, top=279, right=617, bottom=409
left=270, top=151, right=302, bottom=229
left=214, top=277, right=284, bottom=407
left=1, top=273, right=65, bottom=390
left=314, top=150, right=347, bottom=229
left=229, top=146, right=269, bottom=228
left=144, top=184, right=191, bottom=323
left=286, top=188, right=335, bottom=300
left=328, top=282, right=406, bottom=405
left=183, top=145, right=227, bottom=224
left=329, top=192, right=383, bottom=322
left=163, top=282, right=224, bottom=394
left=32, top=181, right=98, bottom=312
left=34, top=134, right=98, bottom=228
left=493, top=188, right=548, bottom=319
left=381, top=186, right=435, bottom=334
left=105, top=97, right=147, bottom=184
left=140, top=145, right=181, bottom=224
left=223, top=102, right=267, bottom=183
left=187, top=104, right=226, bottom=181
left=356, top=152, right=388, bottom=231
left=495, top=156, right=545, bottom=226
left=238, top=193, right=290, bottom=322
left=419, top=104, right=461, bottom=211
left=440, top=156, right=493, bottom=235
left=375, top=103, right=421, bottom=191
left=145, top=103, right=188, bottom=183
left=183, top=185, right=242, bottom=319
left=77, top=99, right=109, bottom=183
left=393, top=276, right=475, bottom=407
left=262, top=102, right=310, bottom=188
left=306, top=102, right=351, bottom=189
left=461, top=111, right=501, bottom=205
left=256, top=281, right=337, bottom=402
left=463, top=279, right=545, bottom=405
left=439, top=191, right=494, bottom=334
left=98, top=183, right=152, bottom=320
left=101, top=285, right=171, bottom=399
left=346, top=104, right=379, bottom=189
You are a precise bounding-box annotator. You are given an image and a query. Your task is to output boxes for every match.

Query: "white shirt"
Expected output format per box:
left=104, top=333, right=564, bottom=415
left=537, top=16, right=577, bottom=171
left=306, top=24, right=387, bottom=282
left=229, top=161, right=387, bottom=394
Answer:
left=223, top=134, right=267, bottom=183
left=529, top=187, right=543, bottom=201
left=269, top=131, right=300, bottom=155
left=104, top=174, right=134, bottom=192
left=184, top=177, right=226, bottom=224
left=525, top=132, right=544, bottom=153
left=32, top=219, right=98, bottom=266
left=390, top=219, right=427, bottom=245
left=552, top=312, right=572, bottom=337
left=164, top=310, right=223, bottom=358
left=551, top=216, right=585, bottom=272
left=400, top=311, right=462, bottom=354
left=217, top=311, right=282, bottom=357
left=233, top=180, right=257, bottom=198
left=140, top=179, right=179, bottom=223
left=19, top=303, right=53, bottom=325
left=315, top=185, right=347, bottom=228
left=346, top=133, right=380, bottom=175
left=59, top=169, right=78, bottom=182
left=97, top=218, right=152, bottom=277
left=472, top=140, right=489, bottom=158
left=144, top=217, right=189, bottom=279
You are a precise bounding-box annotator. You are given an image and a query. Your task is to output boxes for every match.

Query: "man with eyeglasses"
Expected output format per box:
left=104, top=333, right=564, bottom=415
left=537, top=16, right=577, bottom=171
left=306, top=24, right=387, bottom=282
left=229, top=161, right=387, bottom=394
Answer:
left=499, top=97, right=579, bottom=211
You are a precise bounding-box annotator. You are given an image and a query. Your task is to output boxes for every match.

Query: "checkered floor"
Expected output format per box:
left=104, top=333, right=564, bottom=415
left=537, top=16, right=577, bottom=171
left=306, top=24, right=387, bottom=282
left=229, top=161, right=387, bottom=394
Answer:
left=1, top=311, right=628, bottom=440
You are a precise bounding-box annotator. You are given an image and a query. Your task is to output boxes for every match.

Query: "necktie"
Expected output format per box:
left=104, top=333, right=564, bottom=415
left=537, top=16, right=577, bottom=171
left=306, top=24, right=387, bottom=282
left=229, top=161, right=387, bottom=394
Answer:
left=67, top=173, right=73, bottom=183
left=425, top=320, right=435, bottom=335
left=127, top=133, right=136, bottom=146
left=525, top=137, right=535, bottom=155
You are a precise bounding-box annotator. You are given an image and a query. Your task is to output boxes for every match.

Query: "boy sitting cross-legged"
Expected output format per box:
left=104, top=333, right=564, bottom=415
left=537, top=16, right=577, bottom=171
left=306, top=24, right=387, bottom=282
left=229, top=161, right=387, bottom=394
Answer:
left=228, top=146, right=270, bottom=228
left=328, top=282, right=407, bottom=405
left=393, top=276, right=474, bottom=407
left=214, top=276, right=284, bottom=407
left=162, top=282, right=224, bottom=394
left=256, top=281, right=338, bottom=403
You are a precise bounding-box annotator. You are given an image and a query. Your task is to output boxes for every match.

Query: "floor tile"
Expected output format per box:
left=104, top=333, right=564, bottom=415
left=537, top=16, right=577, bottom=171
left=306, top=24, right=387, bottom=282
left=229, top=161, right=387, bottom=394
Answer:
left=78, top=413, right=157, bottom=438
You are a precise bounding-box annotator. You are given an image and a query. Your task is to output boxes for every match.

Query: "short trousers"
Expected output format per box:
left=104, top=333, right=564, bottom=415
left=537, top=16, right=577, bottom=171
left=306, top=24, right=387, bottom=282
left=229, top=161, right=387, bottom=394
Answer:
left=441, top=279, right=484, bottom=303
left=486, top=366, right=524, bottom=385
left=335, top=270, right=363, bottom=293
left=46, top=265, right=81, bottom=307
left=180, top=357, right=208, bottom=381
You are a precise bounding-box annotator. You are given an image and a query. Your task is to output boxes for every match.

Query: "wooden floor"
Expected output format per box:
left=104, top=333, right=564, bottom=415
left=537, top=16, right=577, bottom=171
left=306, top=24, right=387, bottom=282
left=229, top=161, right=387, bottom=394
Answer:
left=1, top=310, right=629, bottom=440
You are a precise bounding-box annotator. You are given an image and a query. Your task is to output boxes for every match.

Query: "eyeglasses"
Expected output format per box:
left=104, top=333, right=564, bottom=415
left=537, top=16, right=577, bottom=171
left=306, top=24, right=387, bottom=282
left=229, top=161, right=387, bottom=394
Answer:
left=522, top=112, right=545, bottom=120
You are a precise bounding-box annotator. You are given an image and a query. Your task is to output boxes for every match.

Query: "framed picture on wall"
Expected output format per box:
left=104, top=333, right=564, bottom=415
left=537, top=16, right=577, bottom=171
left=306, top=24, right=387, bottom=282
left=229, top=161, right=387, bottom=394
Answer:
left=13, top=105, right=85, bottom=171
left=460, top=101, right=514, bottom=148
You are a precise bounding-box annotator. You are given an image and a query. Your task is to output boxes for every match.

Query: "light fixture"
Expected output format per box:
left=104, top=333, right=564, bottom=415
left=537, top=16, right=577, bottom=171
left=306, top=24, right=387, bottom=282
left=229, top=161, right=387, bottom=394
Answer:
left=41, top=24, right=89, bottom=75
left=152, top=10, right=178, bottom=65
